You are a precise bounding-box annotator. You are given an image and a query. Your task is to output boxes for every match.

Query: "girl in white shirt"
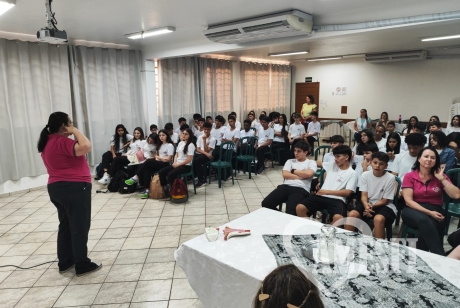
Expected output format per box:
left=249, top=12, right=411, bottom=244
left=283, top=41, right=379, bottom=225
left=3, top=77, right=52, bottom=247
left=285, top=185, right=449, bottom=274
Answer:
left=159, top=128, right=196, bottom=188
left=271, top=114, right=289, bottom=157
left=386, top=132, right=404, bottom=172
left=446, top=115, right=460, bottom=135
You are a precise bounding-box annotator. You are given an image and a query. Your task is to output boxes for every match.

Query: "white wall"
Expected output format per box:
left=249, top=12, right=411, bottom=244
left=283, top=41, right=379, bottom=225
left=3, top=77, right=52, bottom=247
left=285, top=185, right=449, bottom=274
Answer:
left=291, top=57, right=460, bottom=122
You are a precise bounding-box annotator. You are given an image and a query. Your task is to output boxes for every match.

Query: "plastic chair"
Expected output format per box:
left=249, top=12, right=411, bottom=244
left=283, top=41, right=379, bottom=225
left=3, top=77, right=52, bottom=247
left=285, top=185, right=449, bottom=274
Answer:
left=178, top=151, right=197, bottom=195
left=310, top=169, right=329, bottom=222
left=235, top=137, right=257, bottom=179
left=314, top=146, right=331, bottom=177
left=264, top=145, right=274, bottom=169
left=209, top=141, right=236, bottom=188
left=250, top=127, right=256, bottom=132
left=443, top=168, right=460, bottom=235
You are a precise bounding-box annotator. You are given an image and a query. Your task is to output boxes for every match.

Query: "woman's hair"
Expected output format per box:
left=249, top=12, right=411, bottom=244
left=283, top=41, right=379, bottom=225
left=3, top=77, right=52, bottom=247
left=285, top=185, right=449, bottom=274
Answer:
left=360, top=109, right=368, bottom=119
left=37, top=112, right=69, bottom=153
left=451, top=115, right=460, bottom=127
left=133, top=127, right=145, bottom=141
left=253, top=264, right=324, bottom=308
left=182, top=128, right=194, bottom=155
left=260, top=111, right=267, bottom=116
left=412, top=147, right=441, bottom=174
left=429, top=115, right=440, bottom=122
left=156, top=129, right=173, bottom=149
left=290, top=113, right=296, bottom=125
left=113, top=124, right=129, bottom=153
left=430, top=131, right=449, bottom=148
left=306, top=94, right=315, bottom=104
left=380, top=112, right=388, bottom=121
left=279, top=114, right=288, bottom=139
left=448, top=132, right=460, bottom=147
left=356, top=129, right=375, bottom=155
left=386, top=132, right=401, bottom=154
left=406, top=116, right=419, bottom=131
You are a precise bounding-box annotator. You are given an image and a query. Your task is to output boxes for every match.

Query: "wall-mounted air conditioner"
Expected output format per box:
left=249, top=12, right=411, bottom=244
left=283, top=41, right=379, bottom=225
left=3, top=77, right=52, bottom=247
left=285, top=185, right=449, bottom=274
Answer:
left=203, top=10, right=313, bottom=44
left=364, top=50, right=428, bottom=63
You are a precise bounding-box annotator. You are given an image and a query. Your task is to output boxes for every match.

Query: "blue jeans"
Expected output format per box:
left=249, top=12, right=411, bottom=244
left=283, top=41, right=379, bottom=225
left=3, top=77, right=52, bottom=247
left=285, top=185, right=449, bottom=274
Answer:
left=354, top=132, right=361, bottom=143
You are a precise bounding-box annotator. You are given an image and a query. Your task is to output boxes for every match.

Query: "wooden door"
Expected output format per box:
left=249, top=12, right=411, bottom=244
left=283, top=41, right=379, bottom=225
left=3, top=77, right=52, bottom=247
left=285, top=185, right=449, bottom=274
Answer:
left=295, top=82, right=320, bottom=117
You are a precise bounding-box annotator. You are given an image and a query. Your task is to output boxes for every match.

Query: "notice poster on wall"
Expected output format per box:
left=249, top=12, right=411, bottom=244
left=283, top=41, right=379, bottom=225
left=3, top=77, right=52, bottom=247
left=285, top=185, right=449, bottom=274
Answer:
left=335, top=87, right=347, bottom=96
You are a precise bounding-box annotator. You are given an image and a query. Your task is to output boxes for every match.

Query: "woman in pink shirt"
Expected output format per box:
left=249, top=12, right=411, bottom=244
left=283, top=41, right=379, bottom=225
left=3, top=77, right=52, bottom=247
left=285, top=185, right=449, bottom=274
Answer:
left=37, top=112, right=101, bottom=277
left=401, top=147, right=460, bottom=255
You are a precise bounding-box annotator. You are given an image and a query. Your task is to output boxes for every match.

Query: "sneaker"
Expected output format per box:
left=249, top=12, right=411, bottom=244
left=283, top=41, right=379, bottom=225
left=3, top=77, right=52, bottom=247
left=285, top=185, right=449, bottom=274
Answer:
left=141, top=192, right=149, bottom=199
left=196, top=181, right=206, bottom=188
left=76, top=262, right=102, bottom=277
left=125, top=178, right=137, bottom=186
left=59, top=264, right=75, bottom=274
left=98, top=174, right=110, bottom=185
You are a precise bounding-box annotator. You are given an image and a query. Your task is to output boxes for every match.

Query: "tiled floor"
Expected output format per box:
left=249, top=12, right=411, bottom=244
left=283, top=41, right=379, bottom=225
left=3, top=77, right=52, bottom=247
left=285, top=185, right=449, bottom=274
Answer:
left=0, top=163, right=458, bottom=307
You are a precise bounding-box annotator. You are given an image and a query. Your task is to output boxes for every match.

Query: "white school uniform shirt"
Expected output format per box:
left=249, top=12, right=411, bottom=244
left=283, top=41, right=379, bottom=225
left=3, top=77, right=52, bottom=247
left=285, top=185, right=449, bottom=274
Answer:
left=307, top=121, right=321, bottom=140
left=171, top=132, right=179, bottom=144
left=174, top=127, right=181, bottom=135
left=211, top=126, right=227, bottom=146
left=283, top=159, right=317, bottom=192
left=289, top=123, right=306, bottom=139
left=354, top=155, right=372, bottom=188
left=251, top=120, right=261, bottom=130
left=223, top=128, right=240, bottom=151
left=360, top=171, right=397, bottom=214
left=400, top=136, right=408, bottom=151
left=142, top=141, right=156, bottom=159
left=158, top=143, right=175, bottom=159
left=391, top=151, right=417, bottom=182
left=127, top=139, right=144, bottom=154
left=226, top=121, right=241, bottom=131
left=387, top=149, right=406, bottom=171
left=239, top=129, right=255, bottom=144
left=446, top=126, right=460, bottom=135
left=375, top=138, right=387, bottom=151
left=257, top=127, right=274, bottom=146
left=321, top=161, right=357, bottom=203
left=194, top=129, right=204, bottom=138
left=175, top=141, right=196, bottom=165
left=323, top=152, right=334, bottom=163
left=273, top=124, right=289, bottom=143
left=110, top=134, right=134, bottom=153
left=424, top=133, right=431, bottom=147
left=196, top=134, right=216, bottom=154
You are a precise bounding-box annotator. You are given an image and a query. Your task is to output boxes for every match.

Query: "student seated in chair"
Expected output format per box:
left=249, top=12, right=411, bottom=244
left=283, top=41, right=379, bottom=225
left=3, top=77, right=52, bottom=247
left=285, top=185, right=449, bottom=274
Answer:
left=315, top=135, right=344, bottom=168
left=304, top=111, right=321, bottom=154
left=239, top=119, right=255, bottom=152
left=288, top=113, right=306, bottom=151
left=261, top=141, right=316, bottom=215
left=296, top=145, right=357, bottom=224
left=194, top=122, right=216, bottom=188
left=345, top=152, right=397, bottom=239
left=211, top=115, right=227, bottom=162
left=255, top=116, right=274, bottom=174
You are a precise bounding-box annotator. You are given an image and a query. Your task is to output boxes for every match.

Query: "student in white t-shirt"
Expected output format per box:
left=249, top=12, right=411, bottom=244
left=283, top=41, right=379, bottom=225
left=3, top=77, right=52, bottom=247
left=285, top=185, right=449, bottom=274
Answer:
left=222, top=116, right=240, bottom=151
left=353, top=143, right=379, bottom=208
left=238, top=119, right=256, bottom=157
left=211, top=115, right=227, bottom=161
left=446, top=115, right=460, bottom=135
left=271, top=113, right=289, bottom=155
left=296, top=145, right=357, bottom=224
left=226, top=112, right=241, bottom=131
left=256, top=116, right=275, bottom=174
left=191, top=113, right=202, bottom=135
left=262, top=141, right=317, bottom=215
left=391, top=133, right=426, bottom=182
left=288, top=113, right=306, bottom=151
left=174, top=117, right=187, bottom=135
left=374, top=125, right=387, bottom=151
left=305, top=111, right=321, bottom=154
left=159, top=128, right=196, bottom=188
left=248, top=113, right=261, bottom=131
left=386, top=132, right=404, bottom=172
left=194, top=122, right=216, bottom=188
left=164, top=122, right=179, bottom=146
left=316, top=135, right=344, bottom=168
left=345, top=152, right=397, bottom=239
left=401, top=122, right=426, bottom=151
left=99, top=124, right=133, bottom=183
left=194, top=118, right=205, bottom=138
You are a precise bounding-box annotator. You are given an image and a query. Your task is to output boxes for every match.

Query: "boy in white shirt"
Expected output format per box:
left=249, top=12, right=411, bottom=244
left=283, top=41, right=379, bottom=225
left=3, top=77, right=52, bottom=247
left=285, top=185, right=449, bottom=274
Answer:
left=345, top=152, right=397, bottom=239
left=194, top=122, right=216, bottom=188
left=174, top=117, right=186, bottom=135
left=374, top=125, right=387, bottom=151
left=296, top=145, right=357, bottom=224
left=305, top=111, right=321, bottom=154
left=226, top=112, right=241, bottom=131
left=262, top=141, right=317, bottom=215
left=191, top=113, right=202, bottom=134
left=194, top=118, right=205, bottom=138
left=211, top=115, right=227, bottom=161
left=165, top=123, right=179, bottom=146
left=391, top=133, right=426, bottom=182
left=256, top=116, right=274, bottom=174
left=288, top=113, right=306, bottom=151
left=316, top=135, right=344, bottom=168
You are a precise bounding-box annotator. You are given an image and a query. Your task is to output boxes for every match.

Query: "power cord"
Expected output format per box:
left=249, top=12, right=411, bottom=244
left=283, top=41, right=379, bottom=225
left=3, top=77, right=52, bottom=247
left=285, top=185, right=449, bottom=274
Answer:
left=0, top=260, right=58, bottom=270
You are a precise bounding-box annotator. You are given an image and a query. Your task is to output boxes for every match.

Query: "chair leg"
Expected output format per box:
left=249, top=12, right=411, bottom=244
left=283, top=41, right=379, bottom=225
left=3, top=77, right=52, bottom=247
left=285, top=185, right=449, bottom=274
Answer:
left=395, top=209, right=401, bottom=226
left=386, top=223, right=392, bottom=241
left=208, top=166, right=212, bottom=184
left=217, top=169, right=222, bottom=188
left=248, top=162, right=252, bottom=179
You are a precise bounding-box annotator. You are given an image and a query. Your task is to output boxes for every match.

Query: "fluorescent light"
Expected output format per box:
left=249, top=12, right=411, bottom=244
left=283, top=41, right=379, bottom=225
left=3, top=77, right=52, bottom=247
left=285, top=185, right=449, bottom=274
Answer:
left=125, top=26, right=175, bottom=40
left=269, top=51, right=308, bottom=57
left=0, top=0, right=15, bottom=16
left=422, top=34, right=460, bottom=42
left=307, top=57, right=342, bottom=62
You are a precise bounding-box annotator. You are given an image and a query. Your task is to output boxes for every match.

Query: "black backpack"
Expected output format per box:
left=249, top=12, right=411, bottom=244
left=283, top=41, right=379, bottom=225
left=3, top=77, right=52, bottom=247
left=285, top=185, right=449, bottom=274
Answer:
left=95, top=163, right=104, bottom=180
left=107, top=171, right=127, bottom=192
left=119, top=180, right=137, bottom=194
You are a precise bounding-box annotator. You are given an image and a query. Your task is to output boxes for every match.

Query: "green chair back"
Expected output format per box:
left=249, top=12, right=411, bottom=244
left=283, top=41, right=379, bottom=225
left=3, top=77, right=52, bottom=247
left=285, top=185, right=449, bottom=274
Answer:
left=314, top=145, right=331, bottom=161
left=209, top=141, right=236, bottom=188
left=238, top=137, right=257, bottom=157
left=178, top=151, right=197, bottom=195
left=443, top=168, right=460, bottom=235
left=250, top=127, right=256, bottom=132
left=219, top=142, right=236, bottom=163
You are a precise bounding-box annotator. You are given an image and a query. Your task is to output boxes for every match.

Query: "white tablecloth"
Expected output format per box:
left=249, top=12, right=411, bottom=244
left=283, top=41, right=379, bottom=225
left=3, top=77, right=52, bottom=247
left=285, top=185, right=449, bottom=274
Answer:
left=320, top=120, right=345, bottom=138
left=175, top=208, right=460, bottom=308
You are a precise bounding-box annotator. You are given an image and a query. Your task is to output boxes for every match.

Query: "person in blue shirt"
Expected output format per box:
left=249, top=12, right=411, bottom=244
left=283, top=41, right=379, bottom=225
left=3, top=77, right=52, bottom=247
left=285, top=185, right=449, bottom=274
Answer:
left=429, top=131, right=456, bottom=172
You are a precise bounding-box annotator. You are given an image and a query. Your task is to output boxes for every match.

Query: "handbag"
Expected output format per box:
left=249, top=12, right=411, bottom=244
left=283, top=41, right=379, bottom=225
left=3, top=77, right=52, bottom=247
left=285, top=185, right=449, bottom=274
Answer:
left=149, top=174, right=166, bottom=199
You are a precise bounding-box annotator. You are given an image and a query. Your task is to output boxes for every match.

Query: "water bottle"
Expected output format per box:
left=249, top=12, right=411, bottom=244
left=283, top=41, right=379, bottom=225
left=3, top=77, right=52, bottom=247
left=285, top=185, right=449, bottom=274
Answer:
left=318, top=224, right=336, bottom=264
left=398, top=115, right=402, bottom=124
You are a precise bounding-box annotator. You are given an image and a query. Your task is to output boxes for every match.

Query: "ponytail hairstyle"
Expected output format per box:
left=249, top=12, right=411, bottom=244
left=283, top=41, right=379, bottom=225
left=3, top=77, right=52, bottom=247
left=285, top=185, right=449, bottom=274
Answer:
left=182, top=128, right=194, bottom=155
left=133, top=127, right=145, bottom=141
left=113, top=124, right=129, bottom=153
left=37, top=112, right=69, bottom=153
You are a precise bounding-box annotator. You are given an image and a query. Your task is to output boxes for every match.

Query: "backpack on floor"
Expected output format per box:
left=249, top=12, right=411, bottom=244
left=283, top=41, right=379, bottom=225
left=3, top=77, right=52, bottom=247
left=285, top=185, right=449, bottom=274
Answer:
left=119, top=180, right=137, bottom=194
left=95, top=163, right=104, bottom=180
left=107, top=171, right=127, bottom=192
left=149, top=174, right=166, bottom=199
left=170, top=178, right=188, bottom=203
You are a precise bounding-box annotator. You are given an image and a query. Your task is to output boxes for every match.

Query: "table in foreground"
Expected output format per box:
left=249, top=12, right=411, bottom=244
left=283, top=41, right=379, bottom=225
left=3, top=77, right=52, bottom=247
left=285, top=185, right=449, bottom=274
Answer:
left=175, top=208, right=460, bottom=308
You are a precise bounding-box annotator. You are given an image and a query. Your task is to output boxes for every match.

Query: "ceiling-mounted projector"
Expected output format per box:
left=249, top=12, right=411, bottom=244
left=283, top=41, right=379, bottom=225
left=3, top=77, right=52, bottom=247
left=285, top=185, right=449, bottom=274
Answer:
left=37, top=0, right=67, bottom=43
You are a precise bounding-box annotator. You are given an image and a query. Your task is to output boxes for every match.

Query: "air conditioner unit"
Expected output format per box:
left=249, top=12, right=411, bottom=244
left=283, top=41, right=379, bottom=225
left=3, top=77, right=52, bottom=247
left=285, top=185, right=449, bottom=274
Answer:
left=203, top=10, right=313, bottom=44
left=364, top=50, right=427, bottom=63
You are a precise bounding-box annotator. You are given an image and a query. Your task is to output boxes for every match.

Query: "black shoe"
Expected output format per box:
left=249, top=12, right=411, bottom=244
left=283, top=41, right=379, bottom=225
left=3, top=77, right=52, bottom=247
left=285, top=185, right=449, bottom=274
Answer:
left=196, top=181, right=206, bottom=188
left=257, top=167, right=264, bottom=174
left=59, top=264, right=75, bottom=274
left=76, top=262, right=102, bottom=277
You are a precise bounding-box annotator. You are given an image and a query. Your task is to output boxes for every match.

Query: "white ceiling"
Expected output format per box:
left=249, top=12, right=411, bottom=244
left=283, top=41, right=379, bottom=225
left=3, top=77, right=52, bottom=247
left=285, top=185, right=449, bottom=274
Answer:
left=1, top=0, right=460, bottom=61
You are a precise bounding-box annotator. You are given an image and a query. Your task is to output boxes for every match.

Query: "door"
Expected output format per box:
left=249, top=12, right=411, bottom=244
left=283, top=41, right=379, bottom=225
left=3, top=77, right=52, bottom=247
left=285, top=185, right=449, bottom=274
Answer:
left=295, top=82, right=320, bottom=117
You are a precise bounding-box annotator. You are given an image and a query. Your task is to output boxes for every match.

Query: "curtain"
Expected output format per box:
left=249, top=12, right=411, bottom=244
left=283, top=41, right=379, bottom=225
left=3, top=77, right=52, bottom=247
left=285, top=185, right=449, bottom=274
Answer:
left=158, top=57, right=201, bottom=128
left=198, top=58, right=233, bottom=119
left=0, top=39, right=72, bottom=183
left=240, top=61, right=291, bottom=117
left=68, top=46, right=147, bottom=166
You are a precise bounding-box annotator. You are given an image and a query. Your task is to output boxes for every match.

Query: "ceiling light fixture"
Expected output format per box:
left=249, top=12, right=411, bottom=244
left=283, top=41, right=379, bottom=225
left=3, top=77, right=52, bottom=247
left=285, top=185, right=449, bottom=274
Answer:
left=269, top=51, right=309, bottom=57
left=307, top=57, right=342, bottom=62
left=0, top=0, right=15, bottom=16
left=421, top=34, right=460, bottom=42
left=125, top=26, right=175, bottom=40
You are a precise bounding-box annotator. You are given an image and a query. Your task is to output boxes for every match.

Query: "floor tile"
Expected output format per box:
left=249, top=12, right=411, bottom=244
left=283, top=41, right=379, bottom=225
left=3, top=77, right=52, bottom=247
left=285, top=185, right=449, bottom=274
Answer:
left=168, top=299, right=203, bottom=308
left=0, top=288, right=29, bottom=308
left=88, top=251, right=120, bottom=266
left=122, top=237, right=152, bottom=250
left=158, top=216, right=183, bottom=226
left=150, top=236, right=179, bottom=248
left=114, top=249, right=148, bottom=265
left=173, top=263, right=187, bottom=279
left=153, top=225, right=181, bottom=236
left=0, top=268, right=45, bottom=288
left=0, top=244, right=13, bottom=256
left=3, top=242, right=42, bottom=256
left=0, top=271, right=13, bottom=283
left=109, top=219, right=137, bottom=229
left=19, top=231, right=54, bottom=243
left=69, top=265, right=111, bottom=285
left=20, top=254, right=57, bottom=270
left=34, top=241, right=57, bottom=255
left=102, top=228, right=132, bottom=239
left=139, top=262, right=175, bottom=280
left=170, top=278, right=198, bottom=300
left=93, top=282, right=137, bottom=305
left=15, top=286, right=65, bottom=308
left=0, top=255, right=29, bottom=272
left=105, top=264, right=143, bottom=282
left=128, top=227, right=156, bottom=238
left=54, top=284, right=102, bottom=307
left=134, top=218, right=159, bottom=227
left=0, top=232, right=29, bottom=245
left=34, top=268, right=75, bottom=286
left=129, top=302, right=168, bottom=308
left=131, top=280, right=172, bottom=302
left=93, top=238, right=126, bottom=251
left=182, top=215, right=205, bottom=225
left=145, top=248, right=177, bottom=263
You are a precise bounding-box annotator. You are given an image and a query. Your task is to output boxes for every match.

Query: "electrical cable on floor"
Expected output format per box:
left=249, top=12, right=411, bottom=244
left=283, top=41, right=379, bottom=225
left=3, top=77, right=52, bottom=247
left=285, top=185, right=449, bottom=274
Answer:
left=0, top=260, right=58, bottom=270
